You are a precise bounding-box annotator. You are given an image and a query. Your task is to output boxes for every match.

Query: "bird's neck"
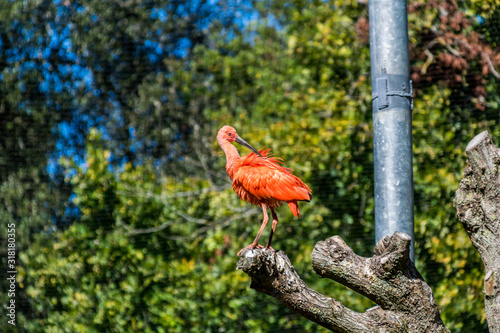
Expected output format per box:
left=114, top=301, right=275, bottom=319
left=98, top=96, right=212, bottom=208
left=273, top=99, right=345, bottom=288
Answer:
left=220, top=141, right=240, bottom=177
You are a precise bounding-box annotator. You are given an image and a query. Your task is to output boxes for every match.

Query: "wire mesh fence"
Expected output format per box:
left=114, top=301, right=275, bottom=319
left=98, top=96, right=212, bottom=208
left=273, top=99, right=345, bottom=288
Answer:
left=0, top=0, right=498, bottom=331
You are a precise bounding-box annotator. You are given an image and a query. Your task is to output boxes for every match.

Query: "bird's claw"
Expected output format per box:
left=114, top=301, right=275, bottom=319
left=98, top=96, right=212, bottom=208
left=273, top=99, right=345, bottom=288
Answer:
left=237, top=244, right=262, bottom=256
left=237, top=244, right=275, bottom=256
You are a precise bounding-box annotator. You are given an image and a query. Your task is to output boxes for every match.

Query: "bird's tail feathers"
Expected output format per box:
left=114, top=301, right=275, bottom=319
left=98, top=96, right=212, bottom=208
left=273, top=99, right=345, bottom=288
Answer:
left=287, top=200, right=301, bottom=218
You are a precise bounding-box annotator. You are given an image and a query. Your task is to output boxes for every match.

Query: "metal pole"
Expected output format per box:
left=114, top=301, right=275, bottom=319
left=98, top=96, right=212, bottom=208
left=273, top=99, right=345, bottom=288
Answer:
left=369, top=0, right=415, bottom=261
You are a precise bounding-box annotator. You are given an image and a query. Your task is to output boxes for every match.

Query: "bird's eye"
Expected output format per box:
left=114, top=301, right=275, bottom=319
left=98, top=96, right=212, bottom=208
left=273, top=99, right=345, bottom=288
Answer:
left=228, top=132, right=232, bottom=136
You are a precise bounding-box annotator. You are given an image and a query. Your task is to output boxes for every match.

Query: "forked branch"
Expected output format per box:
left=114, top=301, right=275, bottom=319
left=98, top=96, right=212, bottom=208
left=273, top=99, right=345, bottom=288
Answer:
left=238, top=232, right=449, bottom=333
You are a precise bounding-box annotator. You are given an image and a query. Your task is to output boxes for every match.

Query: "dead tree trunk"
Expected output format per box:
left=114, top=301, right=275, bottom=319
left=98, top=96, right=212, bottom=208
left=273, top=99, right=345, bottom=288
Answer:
left=237, top=231, right=449, bottom=333
left=454, top=130, right=500, bottom=332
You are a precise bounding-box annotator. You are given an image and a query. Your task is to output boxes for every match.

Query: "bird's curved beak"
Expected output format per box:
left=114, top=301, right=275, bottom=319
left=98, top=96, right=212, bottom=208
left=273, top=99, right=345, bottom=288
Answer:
left=235, top=136, right=263, bottom=157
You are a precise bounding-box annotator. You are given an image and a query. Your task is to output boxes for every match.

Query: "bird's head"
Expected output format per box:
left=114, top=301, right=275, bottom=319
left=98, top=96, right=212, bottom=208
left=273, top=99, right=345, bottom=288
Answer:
left=217, top=125, right=263, bottom=157
left=217, top=125, right=238, bottom=143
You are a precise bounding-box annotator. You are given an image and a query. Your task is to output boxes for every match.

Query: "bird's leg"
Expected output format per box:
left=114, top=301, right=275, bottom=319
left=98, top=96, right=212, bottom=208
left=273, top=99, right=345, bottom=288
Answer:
left=237, top=204, right=269, bottom=256
left=265, top=208, right=278, bottom=250
left=251, top=204, right=269, bottom=246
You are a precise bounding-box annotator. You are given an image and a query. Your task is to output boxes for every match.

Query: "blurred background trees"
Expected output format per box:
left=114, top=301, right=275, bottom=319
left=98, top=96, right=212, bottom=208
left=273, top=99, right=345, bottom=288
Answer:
left=0, top=0, right=499, bottom=331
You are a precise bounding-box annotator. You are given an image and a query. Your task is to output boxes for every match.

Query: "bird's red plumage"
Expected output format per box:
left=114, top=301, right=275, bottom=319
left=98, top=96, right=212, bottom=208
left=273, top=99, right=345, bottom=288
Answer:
left=217, top=125, right=311, bottom=254
left=227, top=148, right=311, bottom=216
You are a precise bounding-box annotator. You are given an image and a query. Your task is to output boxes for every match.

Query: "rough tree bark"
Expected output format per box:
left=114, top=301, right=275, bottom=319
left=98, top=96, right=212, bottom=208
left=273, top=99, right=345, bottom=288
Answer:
left=454, top=130, right=500, bottom=332
left=237, top=231, right=449, bottom=332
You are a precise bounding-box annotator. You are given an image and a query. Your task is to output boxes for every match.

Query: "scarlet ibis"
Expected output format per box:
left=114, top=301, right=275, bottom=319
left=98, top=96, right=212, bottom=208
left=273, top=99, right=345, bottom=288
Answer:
left=217, top=125, right=312, bottom=255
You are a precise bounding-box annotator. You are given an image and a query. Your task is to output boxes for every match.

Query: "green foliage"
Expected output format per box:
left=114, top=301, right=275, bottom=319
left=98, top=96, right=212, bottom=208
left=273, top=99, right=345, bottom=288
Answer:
left=19, top=132, right=334, bottom=332
left=0, top=2, right=75, bottom=328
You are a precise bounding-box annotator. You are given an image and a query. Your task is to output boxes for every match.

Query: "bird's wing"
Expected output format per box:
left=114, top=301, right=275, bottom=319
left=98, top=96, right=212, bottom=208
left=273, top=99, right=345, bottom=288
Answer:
left=233, top=164, right=311, bottom=202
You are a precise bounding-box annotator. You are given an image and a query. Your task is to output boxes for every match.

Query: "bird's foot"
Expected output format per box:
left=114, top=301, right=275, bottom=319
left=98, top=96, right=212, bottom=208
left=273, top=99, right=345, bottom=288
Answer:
left=265, top=245, right=275, bottom=252
left=237, top=244, right=276, bottom=256
left=237, top=243, right=263, bottom=256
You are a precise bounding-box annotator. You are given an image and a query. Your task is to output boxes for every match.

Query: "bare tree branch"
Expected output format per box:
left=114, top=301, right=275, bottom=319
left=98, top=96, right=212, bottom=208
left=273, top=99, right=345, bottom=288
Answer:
left=238, top=232, right=449, bottom=332
left=237, top=248, right=404, bottom=332
left=482, top=52, right=500, bottom=79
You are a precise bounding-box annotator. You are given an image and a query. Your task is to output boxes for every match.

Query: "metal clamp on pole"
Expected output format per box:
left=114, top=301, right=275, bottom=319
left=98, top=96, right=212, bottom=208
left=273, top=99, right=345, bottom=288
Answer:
left=372, top=74, right=413, bottom=112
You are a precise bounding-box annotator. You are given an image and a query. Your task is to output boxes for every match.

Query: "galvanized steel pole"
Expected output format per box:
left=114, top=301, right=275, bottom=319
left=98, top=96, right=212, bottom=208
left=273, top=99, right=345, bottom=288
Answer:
left=369, top=0, right=415, bottom=261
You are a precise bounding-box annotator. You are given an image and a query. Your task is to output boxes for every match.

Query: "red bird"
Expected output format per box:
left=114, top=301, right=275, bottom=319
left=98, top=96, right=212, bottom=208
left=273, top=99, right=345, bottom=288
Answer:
left=217, top=125, right=312, bottom=255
